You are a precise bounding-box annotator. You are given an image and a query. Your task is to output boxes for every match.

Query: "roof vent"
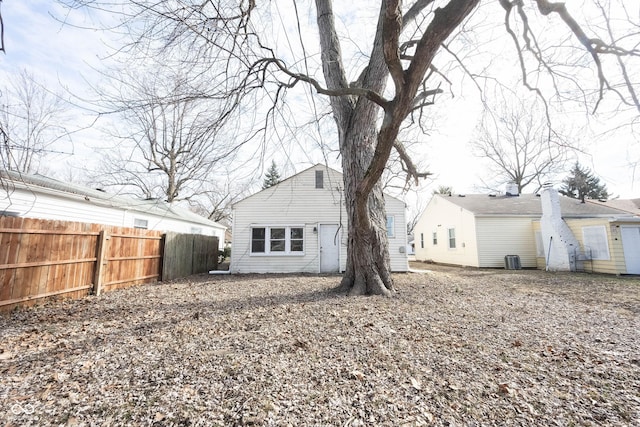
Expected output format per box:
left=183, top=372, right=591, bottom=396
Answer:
left=505, top=182, right=519, bottom=197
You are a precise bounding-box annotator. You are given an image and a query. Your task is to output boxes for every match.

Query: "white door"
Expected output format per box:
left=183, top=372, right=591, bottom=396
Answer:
left=621, top=226, right=640, bottom=274
left=319, top=224, right=340, bottom=273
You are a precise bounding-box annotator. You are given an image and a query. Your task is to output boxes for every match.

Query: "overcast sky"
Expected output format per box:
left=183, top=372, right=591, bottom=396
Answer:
left=1, top=1, right=638, bottom=201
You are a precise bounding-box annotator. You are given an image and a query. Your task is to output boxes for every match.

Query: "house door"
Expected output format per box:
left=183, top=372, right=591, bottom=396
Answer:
left=319, top=224, right=340, bottom=273
left=621, top=226, right=640, bottom=274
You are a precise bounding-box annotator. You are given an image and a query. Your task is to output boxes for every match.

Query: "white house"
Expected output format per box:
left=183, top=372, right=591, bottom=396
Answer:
left=230, top=164, right=408, bottom=274
left=0, top=169, right=226, bottom=247
left=414, top=192, right=636, bottom=270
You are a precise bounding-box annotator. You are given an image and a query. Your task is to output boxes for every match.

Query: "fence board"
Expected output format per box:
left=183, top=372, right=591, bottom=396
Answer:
left=1, top=217, right=218, bottom=311
left=162, top=233, right=218, bottom=281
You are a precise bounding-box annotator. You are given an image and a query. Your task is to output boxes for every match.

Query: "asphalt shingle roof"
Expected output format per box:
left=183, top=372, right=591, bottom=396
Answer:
left=1, top=169, right=225, bottom=229
left=437, top=193, right=636, bottom=218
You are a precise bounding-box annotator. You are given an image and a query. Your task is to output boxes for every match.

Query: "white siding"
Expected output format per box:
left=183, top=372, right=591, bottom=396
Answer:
left=414, top=195, right=480, bottom=267
left=230, top=165, right=408, bottom=273
left=386, top=196, right=409, bottom=272
left=475, top=217, right=538, bottom=268
left=0, top=186, right=225, bottom=245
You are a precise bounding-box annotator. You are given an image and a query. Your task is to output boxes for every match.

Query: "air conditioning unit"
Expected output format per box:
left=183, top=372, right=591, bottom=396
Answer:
left=504, top=255, right=521, bottom=270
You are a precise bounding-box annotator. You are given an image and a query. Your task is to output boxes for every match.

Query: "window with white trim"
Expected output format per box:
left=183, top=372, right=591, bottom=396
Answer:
left=386, top=216, right=395, bottom=237
left=251, top=226, right=304, bottom=255
left=134, top=218, right=148, bottom=229
left=420, top=233, right=424, bottom=249
left=535, top=231, right=545, bottom=258
left=447, top=227, right=456, bottom=249
left=315, top=170, right=324, bottom=188
left=432, top=231, right=438, bottom=245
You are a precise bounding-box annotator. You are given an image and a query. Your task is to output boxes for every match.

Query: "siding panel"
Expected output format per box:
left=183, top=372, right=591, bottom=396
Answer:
left=476, top=217, right=538, bottom=268
left=231, top=165, right=407, bottom=273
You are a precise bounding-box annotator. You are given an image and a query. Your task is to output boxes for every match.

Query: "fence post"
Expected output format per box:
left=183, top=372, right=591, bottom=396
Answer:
left=159, top=233, right=166, bottom=282
left=93, top=230, right=109, bottom=296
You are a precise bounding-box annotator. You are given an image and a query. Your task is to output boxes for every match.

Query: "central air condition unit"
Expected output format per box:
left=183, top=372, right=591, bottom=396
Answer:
left=504, top=255, right=521, bottom=270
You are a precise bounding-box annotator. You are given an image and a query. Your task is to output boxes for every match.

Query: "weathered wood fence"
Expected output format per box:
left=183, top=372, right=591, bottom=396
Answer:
left=162, top=232, right=220, bottom=281
left=0, top=217, right=218, bottom=311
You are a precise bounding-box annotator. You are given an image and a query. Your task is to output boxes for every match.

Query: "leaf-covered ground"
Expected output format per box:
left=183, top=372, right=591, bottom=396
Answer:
left=1, top=264, right=639, bottom=426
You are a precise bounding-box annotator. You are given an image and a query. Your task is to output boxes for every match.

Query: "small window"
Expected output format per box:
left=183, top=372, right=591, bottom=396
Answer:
left=420, top=233, right=424, bottom=249
left=251, top=227, right=266, bottom=253
left=315, top=170, right=324, bottom=189
left=535, top=231, right=545, bottom=258
left=447, top=228, right=456, bottom=249
left=386, top=216, right=395, bottom=237
left=134, top=218, right=148, bottom=229
left=432, top=231, right=438, bottom=245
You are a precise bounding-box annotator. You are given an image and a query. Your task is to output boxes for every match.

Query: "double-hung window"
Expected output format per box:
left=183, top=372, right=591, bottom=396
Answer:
left=251, top=226, right=304, bottom=255
left=386, top=216, right=395, bottom=237
left=447, top=228, right=456, bottom=249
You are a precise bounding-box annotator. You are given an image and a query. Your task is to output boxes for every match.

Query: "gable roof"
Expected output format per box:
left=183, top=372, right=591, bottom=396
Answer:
left=234, top=163, right=404, bottom=207
left=1, top=169, right=225, bottom=230
left=436, top=193, right=636, bottom=218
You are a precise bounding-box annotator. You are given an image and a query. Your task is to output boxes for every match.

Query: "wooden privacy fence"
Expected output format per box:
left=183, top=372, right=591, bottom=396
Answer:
left=0, top=217, right=219, bottom=311
left=162, top=232, right=219, bottom=281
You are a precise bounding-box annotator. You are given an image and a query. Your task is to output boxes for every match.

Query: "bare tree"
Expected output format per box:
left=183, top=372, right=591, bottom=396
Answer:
left=93, top=70, right=241, bottom=203
left=0, top=70, right=70, bottom=173
left=60, top=0, right=639, bottom=295
left=0, top=0, right=5, bottom=54
left=471, top=95, right=571, bottom=194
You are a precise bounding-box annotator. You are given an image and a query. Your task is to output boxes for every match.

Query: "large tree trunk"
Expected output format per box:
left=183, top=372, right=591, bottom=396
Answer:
left=339, top=122, right=394, bottom=297
left=316, top=0, right=480, bottom=295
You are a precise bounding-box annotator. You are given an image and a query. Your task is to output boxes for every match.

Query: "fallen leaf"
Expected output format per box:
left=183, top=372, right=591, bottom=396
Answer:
left=410, top=377, right=422, bottom=390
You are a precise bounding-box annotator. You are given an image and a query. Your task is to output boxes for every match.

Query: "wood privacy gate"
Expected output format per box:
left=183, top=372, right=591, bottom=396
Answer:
left=0, top=217, right=218, bottom=311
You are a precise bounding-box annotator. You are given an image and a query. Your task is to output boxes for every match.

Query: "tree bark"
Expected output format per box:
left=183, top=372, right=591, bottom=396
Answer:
left=339, top=116, right=394, bottom=297
left=315, top=0, right=481, bottom=296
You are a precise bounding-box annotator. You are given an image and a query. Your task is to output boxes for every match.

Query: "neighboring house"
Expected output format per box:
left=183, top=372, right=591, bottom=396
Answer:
left=414, top=191, right=638, bottom=273
left=230, top=164, right=408, bottom=274
left=0, top=169, right=226, bottom=247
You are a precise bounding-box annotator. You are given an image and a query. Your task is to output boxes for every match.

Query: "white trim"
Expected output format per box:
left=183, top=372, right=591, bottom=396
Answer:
left=386, top=215, right=395, bottom=238
left=447, top=227, right=457, bottom=250
left=250, top=225, right=306, bottom=256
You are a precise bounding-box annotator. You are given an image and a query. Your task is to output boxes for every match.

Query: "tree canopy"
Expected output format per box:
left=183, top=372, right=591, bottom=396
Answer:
left=262, top=161, right=281, bottom=190
left=560, top=161, right=609, bottom=202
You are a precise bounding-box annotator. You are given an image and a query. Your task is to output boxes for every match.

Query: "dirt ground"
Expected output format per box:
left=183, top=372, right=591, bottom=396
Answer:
left=1, top=263, right=639, bottom=426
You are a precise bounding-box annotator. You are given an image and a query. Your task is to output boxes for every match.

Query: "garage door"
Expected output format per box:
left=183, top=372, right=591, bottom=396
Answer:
left=621, top=226, right=640, bottom=274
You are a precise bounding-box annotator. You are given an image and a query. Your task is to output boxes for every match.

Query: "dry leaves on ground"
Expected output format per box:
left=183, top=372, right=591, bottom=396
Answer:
left=1, top=264, right=639, bottom=426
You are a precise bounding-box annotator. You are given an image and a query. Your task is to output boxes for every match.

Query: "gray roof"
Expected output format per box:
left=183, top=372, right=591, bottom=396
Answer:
left=587, top=198, right=640, bottom=215
left=437, top=193, right=636, bottom=218
left=1, top=169, right=225, bottom=229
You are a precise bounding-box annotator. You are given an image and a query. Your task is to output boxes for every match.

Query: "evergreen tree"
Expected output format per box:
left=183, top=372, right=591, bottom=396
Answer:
left=433, top=185, right=453, bottom=196
left=262, top=161, right=281, bottom=189
left=559, top=162, right=609, bottom=203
